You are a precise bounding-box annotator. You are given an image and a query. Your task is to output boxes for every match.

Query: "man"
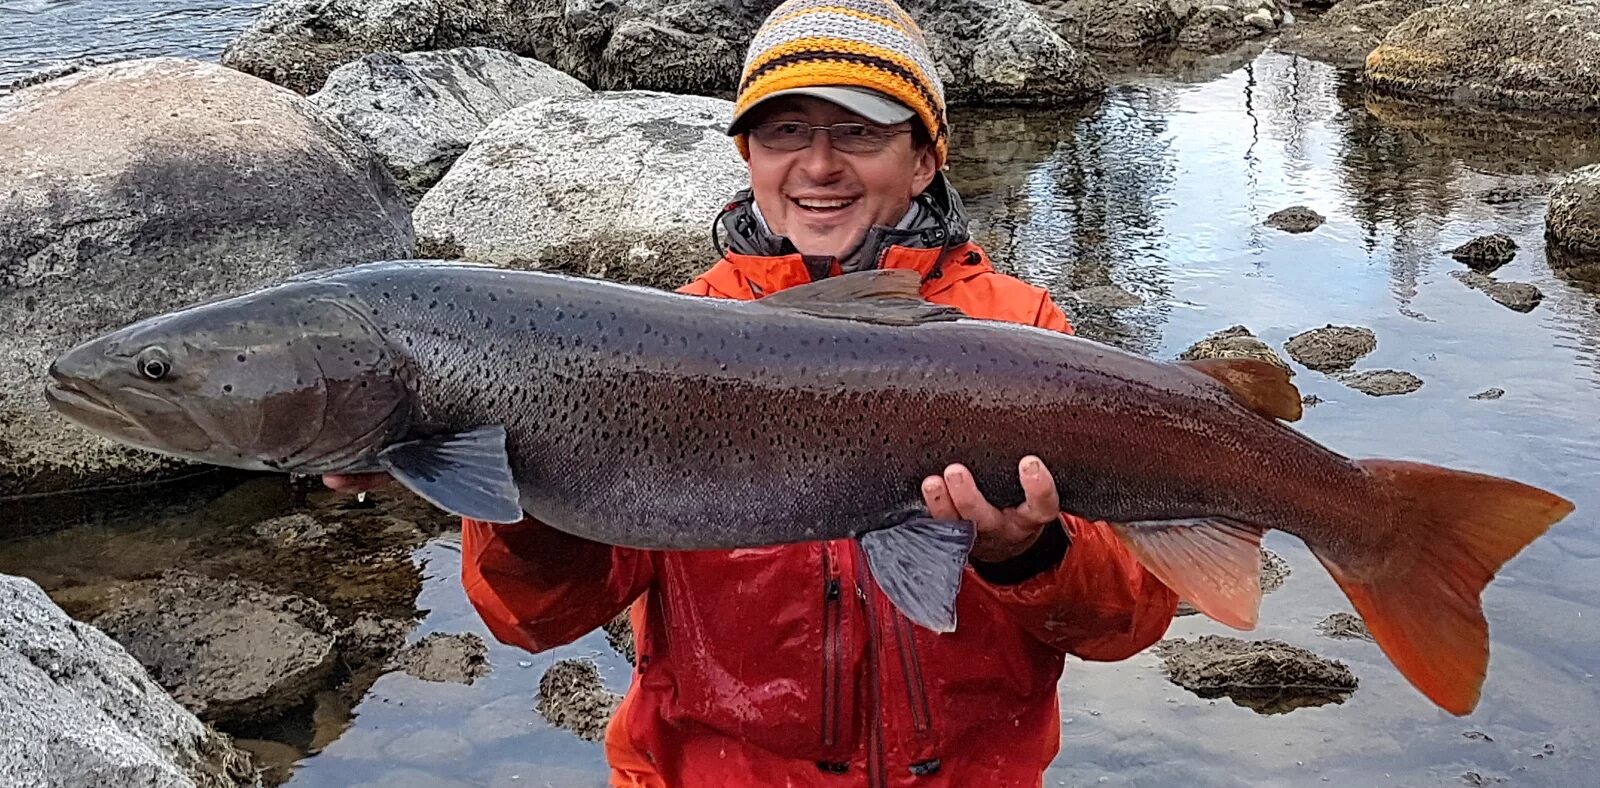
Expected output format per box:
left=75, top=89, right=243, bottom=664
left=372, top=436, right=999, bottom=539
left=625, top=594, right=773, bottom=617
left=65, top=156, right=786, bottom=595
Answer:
left=330, top=1, right=1176, bottom=785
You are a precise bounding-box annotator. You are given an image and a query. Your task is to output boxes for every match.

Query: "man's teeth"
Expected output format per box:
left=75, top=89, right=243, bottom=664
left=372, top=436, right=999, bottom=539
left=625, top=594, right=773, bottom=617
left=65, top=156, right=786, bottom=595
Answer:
left=796, top=198, right=854, bottom=209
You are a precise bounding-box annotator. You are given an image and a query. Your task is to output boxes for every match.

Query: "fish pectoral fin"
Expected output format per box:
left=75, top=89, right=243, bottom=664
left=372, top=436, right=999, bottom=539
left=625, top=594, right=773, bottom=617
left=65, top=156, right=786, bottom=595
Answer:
left=859, top=516, right=977, bottom=633
left=1178, top=357, right=1303, bottom=422
left=755, top=269, right=969, bottom=326
left=1109, top=518, right=1265, bottom=630
left=377, top=425, right=525, bottom=524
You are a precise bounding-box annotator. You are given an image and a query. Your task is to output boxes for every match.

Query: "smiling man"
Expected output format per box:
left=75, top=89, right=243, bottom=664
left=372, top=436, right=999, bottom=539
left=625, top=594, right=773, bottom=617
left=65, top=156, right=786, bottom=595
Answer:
left=334, top=1, right=1177, bottom=785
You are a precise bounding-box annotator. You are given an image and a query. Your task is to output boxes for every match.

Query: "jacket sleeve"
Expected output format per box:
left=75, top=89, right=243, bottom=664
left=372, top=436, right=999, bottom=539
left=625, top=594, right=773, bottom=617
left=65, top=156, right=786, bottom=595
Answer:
left=970, top=288, right=1179, bottom=660
left=461, top=517, right=655, bottom=654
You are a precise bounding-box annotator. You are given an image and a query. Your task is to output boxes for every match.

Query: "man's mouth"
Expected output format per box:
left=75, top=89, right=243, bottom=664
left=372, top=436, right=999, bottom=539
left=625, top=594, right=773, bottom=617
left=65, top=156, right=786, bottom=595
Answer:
left=792, top=196, right=857, bottom=214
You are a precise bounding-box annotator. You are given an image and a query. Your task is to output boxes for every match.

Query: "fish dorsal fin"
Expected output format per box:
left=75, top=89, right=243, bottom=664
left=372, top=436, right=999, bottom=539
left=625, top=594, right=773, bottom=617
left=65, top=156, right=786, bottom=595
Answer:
left=756, top=269, right=968, bottom=326
left=378, top=425, right=525, bottom=523
left=1180, top=358, right=1303, bottom=422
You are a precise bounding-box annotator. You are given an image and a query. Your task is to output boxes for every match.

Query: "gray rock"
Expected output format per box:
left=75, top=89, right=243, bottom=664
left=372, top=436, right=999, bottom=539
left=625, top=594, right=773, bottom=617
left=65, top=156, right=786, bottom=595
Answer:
left=1177, top=1, right=1285, bottom=50
left=413, top=91, right=748, bottom=289
left=93, top=571, right=339, bottom=726
left=0, top=574, right=261, bottom=788
left=0, top=58, right=413, bottom=499
left=387, top=633, right=490, bottom=684
left=1071, top=284, right=1144, bottom=308
left=1283, top=325, right=1377, bottom=371
left=911, top=0, right=1107, bottom=105
left=311, top=47, right=590, bottom=199
left=537, top=658, right=622, bottom=742
left=1266, top=205, right=1326, bottom=233
left=1156, top=634, right=1357, bottom=714
left=1336, top=369, right=1424, bottom=396
left=1447, top=233, right=1517, bottom=271
left=587, top=0, right=780, bottom=94
left=1275, top=0, right=1438, bottom=68
left=1030, top=0, right=1183, bottom=51
left=1366, top=0, right=1600, bottom=112
left=603, top=612, right=636, bottom=666
left=1470, top=387, right=1505, bottom=400
left=1316, top=612, right=1374, bottom=641
left=1175, top=547, right=1289, bottom=616
left=1450, top=270, right=1544, bottom=312
left=1547, top=164, right=1600, bottom=254
left=221, top=0, right=562, bottom=95
left=1178, top=325, right=1294, bottom=375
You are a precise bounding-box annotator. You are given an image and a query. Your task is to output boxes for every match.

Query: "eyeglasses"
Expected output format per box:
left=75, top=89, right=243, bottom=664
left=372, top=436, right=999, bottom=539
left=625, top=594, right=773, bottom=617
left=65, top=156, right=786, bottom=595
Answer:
left=748, top=121, right=911, bottom=153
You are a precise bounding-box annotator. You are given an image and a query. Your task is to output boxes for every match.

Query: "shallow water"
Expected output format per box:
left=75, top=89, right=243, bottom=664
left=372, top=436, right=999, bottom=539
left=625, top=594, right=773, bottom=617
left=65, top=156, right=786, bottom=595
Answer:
left=0, top=0, right=264, bottom=86
left=4, top=8, right=1600, bottom=787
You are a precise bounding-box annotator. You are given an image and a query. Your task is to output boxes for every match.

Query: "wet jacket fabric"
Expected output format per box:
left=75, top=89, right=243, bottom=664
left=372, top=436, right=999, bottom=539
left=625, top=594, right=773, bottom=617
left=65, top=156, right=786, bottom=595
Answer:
left=460, top=176, right=1178, bottom=787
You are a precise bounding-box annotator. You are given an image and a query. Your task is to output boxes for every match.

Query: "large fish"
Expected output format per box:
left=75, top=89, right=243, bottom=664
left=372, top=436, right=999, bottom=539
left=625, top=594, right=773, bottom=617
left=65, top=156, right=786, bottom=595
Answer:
left=44, top=261, right=1571, bottom=715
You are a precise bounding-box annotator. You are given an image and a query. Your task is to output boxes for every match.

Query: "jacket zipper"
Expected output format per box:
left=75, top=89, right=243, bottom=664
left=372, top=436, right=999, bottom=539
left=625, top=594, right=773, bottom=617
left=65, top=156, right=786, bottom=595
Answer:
left=820, top=547, right=843, bottom=749
left=893, top=611, right=933, bottom=734
left=854, top=547, right=887, bottom=788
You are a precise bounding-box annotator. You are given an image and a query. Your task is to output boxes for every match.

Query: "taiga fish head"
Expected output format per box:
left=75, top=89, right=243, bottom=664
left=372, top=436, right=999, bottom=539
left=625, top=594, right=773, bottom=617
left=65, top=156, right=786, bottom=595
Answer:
left=44, top=280, right=416, bottom=474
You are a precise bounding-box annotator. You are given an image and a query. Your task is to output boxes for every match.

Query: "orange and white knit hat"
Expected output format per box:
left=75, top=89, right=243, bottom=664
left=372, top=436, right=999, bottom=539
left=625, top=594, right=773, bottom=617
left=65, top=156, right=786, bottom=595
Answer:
left=726, top=0, right=948, bottom=168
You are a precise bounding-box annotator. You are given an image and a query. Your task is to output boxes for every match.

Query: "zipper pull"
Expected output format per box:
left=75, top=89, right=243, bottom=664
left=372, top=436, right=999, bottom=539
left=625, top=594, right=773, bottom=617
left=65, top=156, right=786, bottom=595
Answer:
left=824, top=577, right=841, bottom=601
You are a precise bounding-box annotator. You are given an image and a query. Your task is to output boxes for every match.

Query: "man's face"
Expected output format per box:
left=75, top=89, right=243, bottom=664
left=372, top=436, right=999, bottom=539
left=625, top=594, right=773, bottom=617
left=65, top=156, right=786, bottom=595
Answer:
left=744, top=96, right=938, bottom=259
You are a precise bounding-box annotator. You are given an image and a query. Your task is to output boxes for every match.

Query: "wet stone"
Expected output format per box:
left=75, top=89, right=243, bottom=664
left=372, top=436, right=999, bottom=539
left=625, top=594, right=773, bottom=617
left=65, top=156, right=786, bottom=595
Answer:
left=1284, top=325, right=1376, bottom=371
left=1070, top=284, right=1144, bottom=308
left=1179, top=325, right=1293, bottom=374
left=536, top=658, right=622, bottom=743
left=603, top=612, right=635, bottom=666
left=1175, top=548, right=1289, bottom=617
left=1461, top=772, right=1509, bottom=786
left=1316, top=612, right=1373, bottom=642
left=1451, top=271, right=1544, bottom=312
left=1265, top=205, right=1326, bottom=233
left=1156, top=635, right=1358, bottom=714
left=1301, top=394, right=1324, bottom=406
left=254, top=513, right=339, bottom=548
left=1336, top=369, right=1425, bottom=397
left=387, top=633, right=489, bottom=685
left=1448, top=233, right=1518, bottom=271
left=382, top=728, right=473, bottom=764
left=1471, top=388, right=1506, bottom=400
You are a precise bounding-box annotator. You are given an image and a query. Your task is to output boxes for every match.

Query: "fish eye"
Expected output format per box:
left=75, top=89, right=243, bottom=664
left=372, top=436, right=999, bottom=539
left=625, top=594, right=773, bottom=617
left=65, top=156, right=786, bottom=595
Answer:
left=136, top=347, right=171, bottom=381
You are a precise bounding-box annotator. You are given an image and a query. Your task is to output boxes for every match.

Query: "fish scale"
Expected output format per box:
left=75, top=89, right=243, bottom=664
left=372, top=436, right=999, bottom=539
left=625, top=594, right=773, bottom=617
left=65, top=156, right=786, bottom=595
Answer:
left=45, top=260, right=1574, bottom=717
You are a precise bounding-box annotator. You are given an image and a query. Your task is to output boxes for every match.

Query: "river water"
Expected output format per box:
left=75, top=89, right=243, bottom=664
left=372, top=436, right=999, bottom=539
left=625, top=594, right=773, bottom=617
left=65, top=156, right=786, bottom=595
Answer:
left=3, top=4, right=1599, bottom=787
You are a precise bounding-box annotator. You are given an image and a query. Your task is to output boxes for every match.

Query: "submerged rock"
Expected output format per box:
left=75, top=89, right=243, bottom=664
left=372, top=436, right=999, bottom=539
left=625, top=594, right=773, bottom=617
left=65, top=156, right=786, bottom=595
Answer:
left=1470, top=387, right=1506, bottom=400
left=93, top=571, right=340, bottom=726
left=0, top=57, right=413, bottom=499
left=1265, top=205, right=1326, bottom=233
left=1447, top=233, right=1518, bottom=271
left=1274, top=0, right=1437, bottom=67
left=311, top=47, right=590, bottom=200
left=1283, top=326, right=1377, bottom=372
left=1156, top=635, right=1357, bottom=714
left=1176, top=548, right=1289, bottom=617
left=1546, top=164, right=1600, bottom=255
left=1070, top=284, right=1144, bottom=308
left=1, top=574, right=262, bottom=788
left=1336, top=369, right=1424, bottom=396
left=1316, top=612, right=1374, bottom=641
left=536, top=659, right=622, bottom=742
left=413, top=91, right=746, bottom=290
left=1178, top=326, right=1294, bottom=375
left=1365, top=0, right=1600, bottom=112
left=1450, top=271, right=1544, bottom=313
left=387, top=633, right=490, bottom=684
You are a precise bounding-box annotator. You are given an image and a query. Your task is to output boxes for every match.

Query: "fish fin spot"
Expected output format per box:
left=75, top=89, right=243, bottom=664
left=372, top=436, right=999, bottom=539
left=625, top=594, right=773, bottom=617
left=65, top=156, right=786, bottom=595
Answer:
left=859, top=516, right=976, bottom=633
left=378, top=425, right=524, bottom=523
left=1178, top=358, right=1303, bottom=422
left=1109, top=518, right=1265, bottom=629
left=755, top=269, right=968, bottom=326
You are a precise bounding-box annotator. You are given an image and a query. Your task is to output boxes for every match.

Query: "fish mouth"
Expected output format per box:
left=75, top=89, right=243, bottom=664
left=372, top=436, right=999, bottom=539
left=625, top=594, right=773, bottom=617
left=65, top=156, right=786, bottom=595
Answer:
left=44, top=379, right=132, bottom=431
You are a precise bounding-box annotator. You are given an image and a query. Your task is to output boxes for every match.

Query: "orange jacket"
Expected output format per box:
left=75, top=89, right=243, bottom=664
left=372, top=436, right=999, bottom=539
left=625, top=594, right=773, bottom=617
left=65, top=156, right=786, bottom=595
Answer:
left=461, top=241, right=1178, bottom=788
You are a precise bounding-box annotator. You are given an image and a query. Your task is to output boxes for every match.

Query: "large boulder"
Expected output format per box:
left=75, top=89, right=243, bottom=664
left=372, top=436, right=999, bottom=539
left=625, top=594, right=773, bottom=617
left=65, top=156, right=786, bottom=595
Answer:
left=0, top=574, right=261, bottom=788
left=913, top=0, right=1106, bottom=104
left=584, top=0, right=782, bottom=94
left=1547, top=164, right=1600, bottom=255
left=1365, top=0, right=1600, bottom=111
left=310, top=47, right=591, bottom=199
left=1275, top=0, right=1438, bottom=67
left=413, top=91, right=748, bottom=290
left=0, top=57, right=413, bottom=499
left=1030, top=0, right=1183, bottom=50
left=221, top=0, right=562, bottom=95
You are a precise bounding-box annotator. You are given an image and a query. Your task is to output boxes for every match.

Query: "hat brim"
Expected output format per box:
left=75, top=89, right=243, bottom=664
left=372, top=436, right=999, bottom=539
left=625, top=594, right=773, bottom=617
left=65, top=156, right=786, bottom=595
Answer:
left=725, top=86, right=917, bottom=135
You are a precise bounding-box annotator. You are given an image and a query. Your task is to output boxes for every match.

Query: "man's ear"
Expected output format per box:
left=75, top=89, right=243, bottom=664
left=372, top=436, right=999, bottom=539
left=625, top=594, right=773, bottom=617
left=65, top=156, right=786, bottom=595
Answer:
left=910, top=143, right=937, bottom=194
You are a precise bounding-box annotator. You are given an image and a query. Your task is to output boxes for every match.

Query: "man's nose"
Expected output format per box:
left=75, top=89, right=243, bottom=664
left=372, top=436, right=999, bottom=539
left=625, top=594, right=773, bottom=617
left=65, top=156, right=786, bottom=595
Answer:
left=795, top=128, right=844, bottom=178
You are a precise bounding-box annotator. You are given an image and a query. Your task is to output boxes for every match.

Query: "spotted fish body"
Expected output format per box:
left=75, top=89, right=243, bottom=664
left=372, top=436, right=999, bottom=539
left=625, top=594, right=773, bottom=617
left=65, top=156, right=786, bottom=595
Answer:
left=45, top=260, right=1574, bottom=718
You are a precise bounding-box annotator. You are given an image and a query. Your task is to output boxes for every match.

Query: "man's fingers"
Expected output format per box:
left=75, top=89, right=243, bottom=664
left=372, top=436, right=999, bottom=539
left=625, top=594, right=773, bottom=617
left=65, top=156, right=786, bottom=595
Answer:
left=943, top=463, right=1000, bottom=527
left=1013, top=455, right=1061, bottom=523
left=922, top=475, right=961, bottom=521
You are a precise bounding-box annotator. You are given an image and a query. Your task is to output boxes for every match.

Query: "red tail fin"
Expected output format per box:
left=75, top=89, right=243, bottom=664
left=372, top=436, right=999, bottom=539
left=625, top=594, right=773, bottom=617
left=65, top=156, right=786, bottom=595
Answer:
left=1317, top=460, right=1572, bottom=715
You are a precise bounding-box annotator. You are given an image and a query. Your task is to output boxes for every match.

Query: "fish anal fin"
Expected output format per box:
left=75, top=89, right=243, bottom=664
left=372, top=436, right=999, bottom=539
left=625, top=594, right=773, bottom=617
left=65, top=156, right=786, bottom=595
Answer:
left=1180, top=358, right=1303, bottom=422
left=1109, top=518, right=1265, bottom=629
left=860, top=516, right=977, bottom=632
left=757, top=269, right=968, bottom=326
left=378, top=425, right=525, bottom=523
left=1315, top=459, right=1573, bottom=716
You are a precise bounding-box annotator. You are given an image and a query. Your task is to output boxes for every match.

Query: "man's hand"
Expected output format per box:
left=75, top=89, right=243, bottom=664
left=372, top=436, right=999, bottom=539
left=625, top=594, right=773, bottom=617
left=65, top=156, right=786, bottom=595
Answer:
left=322, top=473, right=393, bottom=493
left=922, top=455, right=1061, bottom=564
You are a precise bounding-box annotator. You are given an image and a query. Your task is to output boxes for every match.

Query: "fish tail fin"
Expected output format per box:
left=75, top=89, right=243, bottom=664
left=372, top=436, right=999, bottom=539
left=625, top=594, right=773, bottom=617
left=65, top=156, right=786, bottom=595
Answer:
left=1317, top=460, right=1572, bottom=716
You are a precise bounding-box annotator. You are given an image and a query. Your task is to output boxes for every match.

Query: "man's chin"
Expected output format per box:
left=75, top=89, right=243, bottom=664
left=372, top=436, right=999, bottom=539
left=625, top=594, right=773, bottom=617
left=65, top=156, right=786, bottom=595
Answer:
left=789, top=231, right=869, bottom=260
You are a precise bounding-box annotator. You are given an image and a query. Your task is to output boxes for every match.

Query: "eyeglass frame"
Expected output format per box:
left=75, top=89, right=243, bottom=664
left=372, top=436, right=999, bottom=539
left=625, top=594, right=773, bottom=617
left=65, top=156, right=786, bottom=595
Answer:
left=746, top=120, right=914, bottom=153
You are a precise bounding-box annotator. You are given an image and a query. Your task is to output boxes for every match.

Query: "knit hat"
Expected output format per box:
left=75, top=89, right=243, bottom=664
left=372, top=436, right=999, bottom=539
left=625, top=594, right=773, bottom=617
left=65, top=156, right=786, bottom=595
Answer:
left=727, top=0, right=948, bottom=168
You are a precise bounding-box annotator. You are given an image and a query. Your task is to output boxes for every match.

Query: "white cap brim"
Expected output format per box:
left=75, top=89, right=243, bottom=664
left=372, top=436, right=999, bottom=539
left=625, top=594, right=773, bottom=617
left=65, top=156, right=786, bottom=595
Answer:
left=726, top=86, right=915, bottom=134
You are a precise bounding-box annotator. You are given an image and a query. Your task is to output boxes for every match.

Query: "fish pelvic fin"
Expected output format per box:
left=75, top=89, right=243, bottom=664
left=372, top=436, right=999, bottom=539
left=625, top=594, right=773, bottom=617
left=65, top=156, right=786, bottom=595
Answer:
left=1319, top=460, right=1574, bottom=716
left=860, top=516, right=977, bottom=633
left=755, top=269, right=969, bottom=326
left=1108, top=518, right=1265, bottom=629
left=378, top=425, right=525, bottom=523
left=1179, top=357, right=1303, bottom=422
